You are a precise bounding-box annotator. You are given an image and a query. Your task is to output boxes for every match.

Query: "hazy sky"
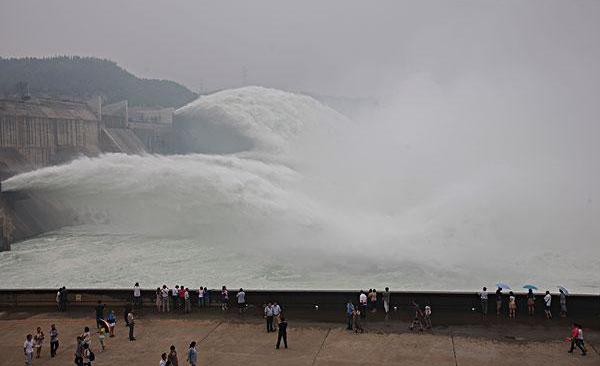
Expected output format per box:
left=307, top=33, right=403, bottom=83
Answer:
left=1, top=0, right=599, bottom=98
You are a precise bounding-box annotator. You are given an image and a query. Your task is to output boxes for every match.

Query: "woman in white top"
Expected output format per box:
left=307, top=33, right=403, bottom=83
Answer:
left=508, top=292, right=517, bottom=319
left=543, top=291, right=552, bottom=319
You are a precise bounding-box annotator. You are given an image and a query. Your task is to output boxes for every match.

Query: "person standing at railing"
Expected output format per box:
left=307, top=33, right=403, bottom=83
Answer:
left=184, top=288, right=192, bottom=314
left=161, top=285, right=170, bottom=312
left=133, top=282, right=142, bottom=312
left=479, top=287, right=488, bottom=316
left=382, top=287, right=391, bottom=318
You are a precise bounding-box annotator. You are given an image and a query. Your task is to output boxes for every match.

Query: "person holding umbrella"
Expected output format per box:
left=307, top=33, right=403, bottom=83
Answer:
left=559, top=287, right=568, bottom=317
left=526, top=289, right=536, bottom=315
left=495, top=287, right=503, bottom=316
left=523, top=285, right=538, bottom=316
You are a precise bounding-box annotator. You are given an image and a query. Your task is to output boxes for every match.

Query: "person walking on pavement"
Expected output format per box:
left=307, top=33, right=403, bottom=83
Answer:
left=33, top=326, right=44, bottom=359
left=568, top=323, right=587, bottom=356
left=74, top=336, right=84, bottom=366
left=24, top=334, right=34, bottom=366
left=276, top=316, right=288, bottom=349
left=168, top=345, right=179, bottom=366
left=82, top=343, right=94, bottom=366
left=187, top=341, right=198, bottom=366
left=346, top=300, right=354, bottom=330
left=107, top=310, right=116, bottom=337
left=49, top=324, right=59, bottom=358
left=265, top=302, right=274, bottom=332
left=160, top=353, right=168, bottom=366
left=124, top=303, right=132, bottom=327
left=127, top=310, right=136, bottom=341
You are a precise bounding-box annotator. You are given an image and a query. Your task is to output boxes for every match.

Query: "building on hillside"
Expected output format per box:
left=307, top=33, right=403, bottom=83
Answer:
left=101, top=100, right=128, bottom=128
left=0, top=97, right=101, bottom=168
left=127, top=106, right=175, bottom=154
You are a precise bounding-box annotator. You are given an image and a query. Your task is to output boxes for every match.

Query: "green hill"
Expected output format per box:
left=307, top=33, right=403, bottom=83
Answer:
left=0, top=56, right=197, bottom=107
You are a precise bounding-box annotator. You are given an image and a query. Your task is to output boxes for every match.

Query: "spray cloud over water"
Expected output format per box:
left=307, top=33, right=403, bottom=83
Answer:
left=3, top=85, right=600, bottom=291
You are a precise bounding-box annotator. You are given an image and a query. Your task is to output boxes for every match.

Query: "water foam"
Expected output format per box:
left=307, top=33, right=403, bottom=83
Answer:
left=2, top=86, right=599, bottom=291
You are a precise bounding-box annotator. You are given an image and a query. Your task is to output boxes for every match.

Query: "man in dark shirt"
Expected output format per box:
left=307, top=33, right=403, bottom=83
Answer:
left=95, top=300, right=105, bottom=329
left=60, top=287, right=68, bottom=312
left=276, top=316, right=288, bottom=349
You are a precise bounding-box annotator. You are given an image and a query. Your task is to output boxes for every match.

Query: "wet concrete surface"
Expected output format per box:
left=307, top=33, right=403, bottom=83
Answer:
left=1, top=308, right=599, bottom=365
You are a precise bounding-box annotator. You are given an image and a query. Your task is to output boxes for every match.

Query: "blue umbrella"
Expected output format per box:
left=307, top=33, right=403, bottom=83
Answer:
left=496, top=282, right=511, bottom=290
left=557, top=286, right=569, bottom=295
left=523, top=284, right=538, bottom=290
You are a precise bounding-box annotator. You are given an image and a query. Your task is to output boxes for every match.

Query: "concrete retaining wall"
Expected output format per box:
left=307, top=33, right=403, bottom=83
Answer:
left=1, top=289, right=598, bottom=323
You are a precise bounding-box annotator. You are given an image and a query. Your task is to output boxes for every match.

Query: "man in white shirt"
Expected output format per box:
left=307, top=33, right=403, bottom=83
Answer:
left=264, top=302, right=274, bottom=332
left=359, top=291, right=368, bottom=319
left=272, top=302, right=282, bottom=329
left=479, top=287, right=488, bottom=315
left=133, top=282, right=142, bottom=311
left=236, top=288, right=246, bottom=313
left=161, top=285, right=170, bottom=312
left=160, top=352, right=168, bottom=366
left=24, top=334, right=34, bottom=366
left=544, top=291, right=552, bottom=319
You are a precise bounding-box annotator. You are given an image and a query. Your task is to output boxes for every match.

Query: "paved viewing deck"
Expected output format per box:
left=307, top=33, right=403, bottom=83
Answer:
left=1, top=308, right=598, bottom=366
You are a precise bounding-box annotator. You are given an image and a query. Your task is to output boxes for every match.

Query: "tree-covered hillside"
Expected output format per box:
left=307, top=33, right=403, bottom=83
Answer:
left=0, top=56, right=197, bottom=107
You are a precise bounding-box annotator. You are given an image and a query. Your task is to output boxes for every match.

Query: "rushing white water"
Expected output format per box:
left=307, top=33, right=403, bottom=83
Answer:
left=1, top=86, right=599, bottom=292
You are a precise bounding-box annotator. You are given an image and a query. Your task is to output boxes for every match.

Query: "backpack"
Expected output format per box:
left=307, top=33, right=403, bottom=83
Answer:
left=88, top=351, right=95, bottom=361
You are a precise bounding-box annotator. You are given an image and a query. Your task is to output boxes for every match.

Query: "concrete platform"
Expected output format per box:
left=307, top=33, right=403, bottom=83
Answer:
left=1, top=311, right=598, bottom=366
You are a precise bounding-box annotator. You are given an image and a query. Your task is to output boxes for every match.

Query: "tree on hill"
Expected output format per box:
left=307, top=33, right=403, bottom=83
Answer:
left=0, top=56, right=198, bottom=107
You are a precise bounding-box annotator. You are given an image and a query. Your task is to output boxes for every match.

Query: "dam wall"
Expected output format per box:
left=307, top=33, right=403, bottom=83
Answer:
left=1, top=289, right=598, bottom=326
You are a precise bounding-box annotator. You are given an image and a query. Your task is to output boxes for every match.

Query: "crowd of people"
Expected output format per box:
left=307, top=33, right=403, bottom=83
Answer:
left=478, top=286, right=570, bottom=319
left=21, top=283, right=590, bottom=364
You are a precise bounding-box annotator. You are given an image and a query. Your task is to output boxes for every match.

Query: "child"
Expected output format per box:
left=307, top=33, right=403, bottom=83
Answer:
left=409, top=316, right=424, bottom=331
left=409, top=302, right=424, bottom=331
left=107, top=310, right=116, bottom=337
left=33, top=327, right=44, bottom=358
left=98, top=327, right=106, bottom=351
left=353, top=308, right=364, bottom=333
left=508, top=291, right=517, bottom=319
